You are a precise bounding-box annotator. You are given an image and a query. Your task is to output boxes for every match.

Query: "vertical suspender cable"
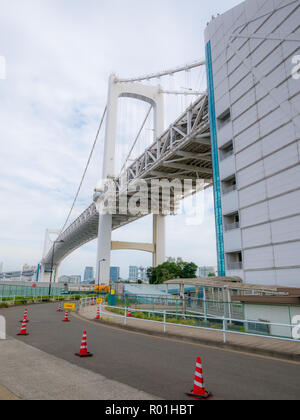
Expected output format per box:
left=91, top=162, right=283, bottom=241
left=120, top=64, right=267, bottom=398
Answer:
left=60, top=106, right=107, bottom=234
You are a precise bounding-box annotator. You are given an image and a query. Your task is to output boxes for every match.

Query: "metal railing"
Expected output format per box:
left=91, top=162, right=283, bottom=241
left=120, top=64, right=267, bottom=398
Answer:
left=113, top=293, right=244, bottom=320
left=79, top=297, right=300, bottom=344
left=227, top=262, right=243, bottom=271
left=222, top=184, right=237, bottom=195
left=0, top=295, right=64, bottom=305
left=224, top=222, right=240, bottom=232
left=0, top=283, right=62, bottom=298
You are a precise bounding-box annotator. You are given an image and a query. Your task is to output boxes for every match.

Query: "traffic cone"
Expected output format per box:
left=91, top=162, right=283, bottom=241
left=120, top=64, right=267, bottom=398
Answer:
left=62, top=310, right=70, bottom=322
left=75, top=331, right=93, bottom=358
left=91, top=297, right=95, bottom=306
left=186, top=357, right=212, bottom=400
left=128, top=306, right=132, bottom=317
left=17, top=319, right=29, bottom=336
left=95, top=306, right=100, bottom=320
left=20, top=309, right=29, bottom=323
left=57, top=303, right=62, bottom=312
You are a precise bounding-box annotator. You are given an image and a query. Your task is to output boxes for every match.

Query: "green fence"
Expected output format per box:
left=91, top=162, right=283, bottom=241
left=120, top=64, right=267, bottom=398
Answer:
left=113, top=294, right=244, bottom=320
left=0, top=283, right=62, bottom=298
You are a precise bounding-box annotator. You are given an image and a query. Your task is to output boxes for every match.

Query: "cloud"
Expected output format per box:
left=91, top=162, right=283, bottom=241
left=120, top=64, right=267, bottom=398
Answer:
left=0, top=0, right=242, bottom=276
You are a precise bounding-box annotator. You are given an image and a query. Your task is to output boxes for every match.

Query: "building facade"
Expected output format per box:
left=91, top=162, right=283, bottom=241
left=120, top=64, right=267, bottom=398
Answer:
left=59, top=275, right=81, bottom=285
left=84, top=267, right=94, bottom=283
left=205, top=0, right=300, bottom=287
left=110, top=267, right=120, bottom=283
left=129, top=266, right=139, bottom=282
left=198, top=266, right=216, bottom=278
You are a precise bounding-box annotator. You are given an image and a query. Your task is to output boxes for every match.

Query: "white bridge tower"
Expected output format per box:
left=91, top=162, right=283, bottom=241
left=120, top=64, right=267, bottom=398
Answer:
left=95, top=75, right=166, bottom=285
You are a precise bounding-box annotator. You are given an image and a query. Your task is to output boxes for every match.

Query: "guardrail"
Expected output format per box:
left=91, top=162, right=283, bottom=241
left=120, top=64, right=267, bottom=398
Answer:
left=109, top=293, right=244, bottom=321
left=79, top=297, right=300, bottom=344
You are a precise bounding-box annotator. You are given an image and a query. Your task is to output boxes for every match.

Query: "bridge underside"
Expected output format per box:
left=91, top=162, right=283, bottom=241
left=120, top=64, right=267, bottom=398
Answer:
left=42, top=94, right=212, bottom=270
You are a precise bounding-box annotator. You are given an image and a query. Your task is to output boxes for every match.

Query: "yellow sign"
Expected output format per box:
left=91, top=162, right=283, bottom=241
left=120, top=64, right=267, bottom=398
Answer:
left=96, top=298, right=103, bottom=304
left=64, top=303, right=76, bottom=310
left=111, top=290, right=115, bottom=295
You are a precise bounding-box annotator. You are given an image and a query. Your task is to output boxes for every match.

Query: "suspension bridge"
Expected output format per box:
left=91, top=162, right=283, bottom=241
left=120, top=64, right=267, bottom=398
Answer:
left=39, top=60, right=213, bottom=284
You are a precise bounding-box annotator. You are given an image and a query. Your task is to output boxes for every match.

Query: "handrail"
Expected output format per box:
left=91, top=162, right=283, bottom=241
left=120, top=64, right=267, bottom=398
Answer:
left=79, top=297, right=300, bottom=344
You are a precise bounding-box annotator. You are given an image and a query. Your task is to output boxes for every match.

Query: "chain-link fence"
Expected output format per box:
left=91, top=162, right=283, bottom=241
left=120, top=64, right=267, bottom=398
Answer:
left=113, top=293, right=244, bottom=320
left=0, top=283, right=62, bottom=299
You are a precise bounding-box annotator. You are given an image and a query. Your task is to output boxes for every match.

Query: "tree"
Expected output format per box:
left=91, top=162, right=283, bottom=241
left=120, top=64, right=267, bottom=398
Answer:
left=208, top=273, right=216, bottom=277
left=181, top=262, right=198, bottom=279
left=147, top=260, right=197, bottom=284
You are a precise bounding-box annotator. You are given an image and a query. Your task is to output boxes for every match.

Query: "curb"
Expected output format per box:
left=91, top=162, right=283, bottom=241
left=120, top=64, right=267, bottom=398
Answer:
left=77, top=311, right=300, bottom=363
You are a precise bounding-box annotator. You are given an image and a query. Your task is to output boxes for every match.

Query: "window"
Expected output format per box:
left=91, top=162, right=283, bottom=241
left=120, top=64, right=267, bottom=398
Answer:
left=219, top=140, right=234, bottom=161
left=217, top=108, right=231, bottom=129
left=226, top=251, right=243, bottom=271
left=247, top=320, right=270, bottom=335
left=222, top=175, right=237, bottom=195
left=224, top=212, right=240, bottom=231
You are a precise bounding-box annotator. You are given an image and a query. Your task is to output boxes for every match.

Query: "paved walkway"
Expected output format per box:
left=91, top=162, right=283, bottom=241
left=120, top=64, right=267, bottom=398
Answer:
left=80, top=305, right=300, bottom=362
left=0, top=337, right=159, bottom=400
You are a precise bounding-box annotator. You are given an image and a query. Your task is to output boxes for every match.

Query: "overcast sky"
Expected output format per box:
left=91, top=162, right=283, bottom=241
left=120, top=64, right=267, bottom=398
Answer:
left=0, top=0, right=243, bottom=279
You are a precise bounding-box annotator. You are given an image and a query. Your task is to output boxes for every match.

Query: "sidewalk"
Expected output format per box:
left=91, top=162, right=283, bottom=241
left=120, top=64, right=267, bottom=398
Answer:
left=0, top=338, right=159, bottom=400
left=80, top=306, right=300, bottom=363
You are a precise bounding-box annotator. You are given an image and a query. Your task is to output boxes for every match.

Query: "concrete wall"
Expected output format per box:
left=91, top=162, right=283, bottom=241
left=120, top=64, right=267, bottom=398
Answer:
left=205, top=0, right=300, bottom=287
left=244, top=303, right=300, bottom=339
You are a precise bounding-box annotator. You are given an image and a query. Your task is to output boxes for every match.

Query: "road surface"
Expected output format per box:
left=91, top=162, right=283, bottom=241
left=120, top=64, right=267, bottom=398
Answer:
left=1, top=303, right=299, bottom=400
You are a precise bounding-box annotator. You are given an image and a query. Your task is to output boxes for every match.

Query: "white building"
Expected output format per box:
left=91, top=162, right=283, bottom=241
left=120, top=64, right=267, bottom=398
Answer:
left=59, top=275, right=81, bottom=285
left=129, top=266, right=139, bottom=282
left=205, top=0, right=300, bottom=287
left=198, top=266, right=216, bottom=278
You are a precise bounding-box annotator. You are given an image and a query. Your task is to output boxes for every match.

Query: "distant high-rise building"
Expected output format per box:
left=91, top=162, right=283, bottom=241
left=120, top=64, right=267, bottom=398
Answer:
left=139, top=267, right=149, bottom=283
left=110, top=267, right=120, bottom=283
left=198, top=266, right=216, bottom=278
left=0, top=262, right=3, bottom=274
left=129, top=266, right=139, bottom=282
left=167, top=257, right=183, bottom=264
left=84, top=267, right=94, bottom=283
left=59, top=275, right=81, bottom=285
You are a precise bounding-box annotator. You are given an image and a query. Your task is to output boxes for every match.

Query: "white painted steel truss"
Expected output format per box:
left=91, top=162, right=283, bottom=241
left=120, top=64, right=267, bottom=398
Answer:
left=42, top=93, right=211, bottom=269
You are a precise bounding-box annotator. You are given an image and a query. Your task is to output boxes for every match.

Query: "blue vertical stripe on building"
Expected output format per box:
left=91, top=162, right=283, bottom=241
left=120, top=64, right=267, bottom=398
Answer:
left=206, top=42, right=226, bottom=277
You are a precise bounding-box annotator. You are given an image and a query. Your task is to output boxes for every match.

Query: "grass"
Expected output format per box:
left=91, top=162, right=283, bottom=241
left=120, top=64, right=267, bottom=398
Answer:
left=105, top=307, right=207, bottom=327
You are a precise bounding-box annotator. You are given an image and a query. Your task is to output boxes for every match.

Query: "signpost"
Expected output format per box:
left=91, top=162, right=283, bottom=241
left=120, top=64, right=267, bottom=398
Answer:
left=64, top=303, right=76, bottom=311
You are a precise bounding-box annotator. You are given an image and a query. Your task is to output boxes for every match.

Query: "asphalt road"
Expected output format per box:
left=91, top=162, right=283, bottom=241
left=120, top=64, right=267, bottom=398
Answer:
left=1, top=303, right=300, bottom=400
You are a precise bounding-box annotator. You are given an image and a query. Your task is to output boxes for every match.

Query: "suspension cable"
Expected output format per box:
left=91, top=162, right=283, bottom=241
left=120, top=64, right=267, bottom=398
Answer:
left=60, top=105, right=107, bottom=234
left=117, top=60, right=206, bottom=83
left=120, top=105, right=152, bottom=175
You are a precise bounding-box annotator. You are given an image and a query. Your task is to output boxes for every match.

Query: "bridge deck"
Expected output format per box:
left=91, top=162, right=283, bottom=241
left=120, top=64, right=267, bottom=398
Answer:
left=42, top=94, right=212, bottom=268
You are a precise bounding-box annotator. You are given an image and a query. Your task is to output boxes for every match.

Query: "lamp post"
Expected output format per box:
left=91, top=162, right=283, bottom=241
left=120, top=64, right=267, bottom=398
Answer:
left=48, top=240, right=64, bottom=297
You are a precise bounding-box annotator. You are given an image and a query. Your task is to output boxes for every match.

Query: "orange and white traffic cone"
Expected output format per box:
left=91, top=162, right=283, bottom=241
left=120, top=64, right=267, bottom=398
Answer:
left=128, top=306, right=132, bottom=317
left=75, top=331, right=93, bottom=358
left=17, top=319, right=29, bottom=336
left=91, top=297, right=95, bottom=306
left=62, top=310, right=70, bottom=322
left=186, top=357, right=212, bottom=400
left=57, top=303, right=62, bottom=312
left=95, top=306, right=100, bottom=320
left=20, top=309, right=29, bottom=323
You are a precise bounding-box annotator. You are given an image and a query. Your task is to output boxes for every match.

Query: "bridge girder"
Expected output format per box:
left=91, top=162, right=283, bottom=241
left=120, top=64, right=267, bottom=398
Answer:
left=42, top=93, right=211, bottom=270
